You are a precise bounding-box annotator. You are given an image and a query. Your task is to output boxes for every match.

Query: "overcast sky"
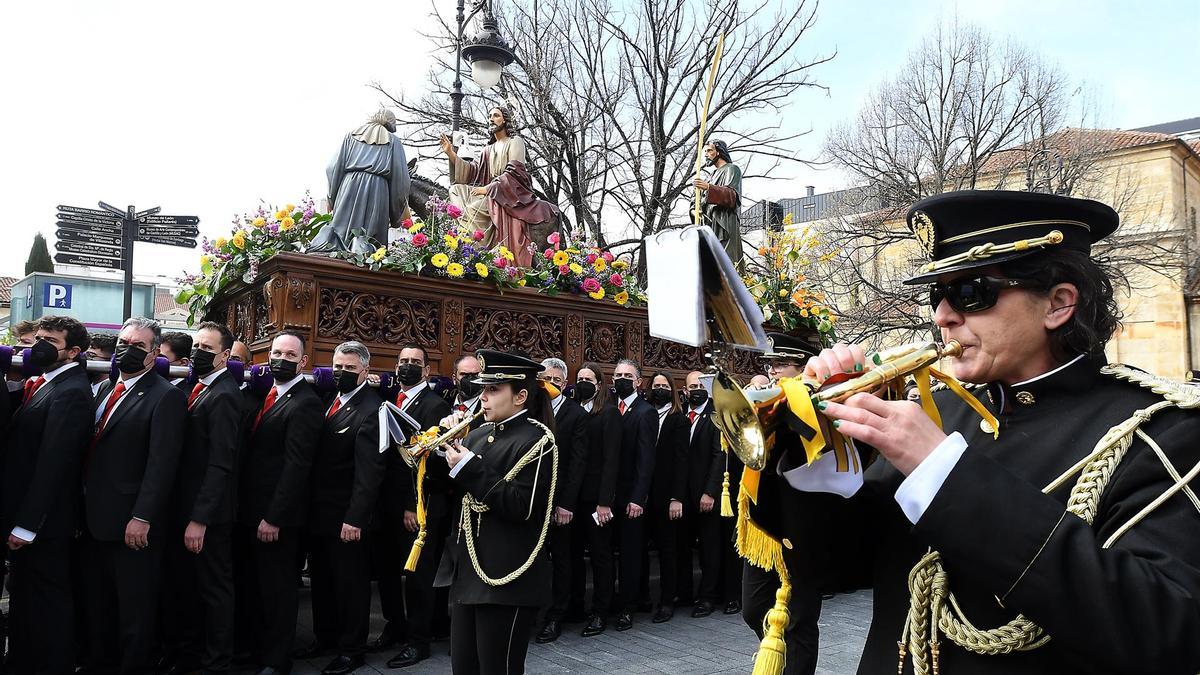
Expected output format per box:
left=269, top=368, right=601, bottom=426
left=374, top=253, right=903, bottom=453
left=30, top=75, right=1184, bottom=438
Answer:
left=2, top=0, right=1196, bottom=283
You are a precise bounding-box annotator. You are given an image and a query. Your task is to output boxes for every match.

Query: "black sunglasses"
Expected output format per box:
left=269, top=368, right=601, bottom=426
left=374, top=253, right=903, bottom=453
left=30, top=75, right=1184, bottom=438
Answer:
left=929, top=276, right=1039, bottom=313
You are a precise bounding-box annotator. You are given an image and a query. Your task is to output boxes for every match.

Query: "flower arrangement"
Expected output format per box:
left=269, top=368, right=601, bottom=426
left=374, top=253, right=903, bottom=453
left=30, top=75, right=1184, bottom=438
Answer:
left=525, top=232, right=644, bottom=306
left=742, top=214, right=837, bottom=343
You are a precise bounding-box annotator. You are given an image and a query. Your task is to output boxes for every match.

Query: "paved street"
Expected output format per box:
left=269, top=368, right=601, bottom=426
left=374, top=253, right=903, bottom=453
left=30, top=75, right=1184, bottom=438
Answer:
left=287, top=588, right=872, bottom=674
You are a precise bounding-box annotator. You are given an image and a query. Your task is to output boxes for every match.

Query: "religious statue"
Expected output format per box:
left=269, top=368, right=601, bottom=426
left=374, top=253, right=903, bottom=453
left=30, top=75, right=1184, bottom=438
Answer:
left=310, top=109, right=411, bottom=254
left=693, top=139, right=744, bottom=265
left=441, top=105, right=559, bottom=267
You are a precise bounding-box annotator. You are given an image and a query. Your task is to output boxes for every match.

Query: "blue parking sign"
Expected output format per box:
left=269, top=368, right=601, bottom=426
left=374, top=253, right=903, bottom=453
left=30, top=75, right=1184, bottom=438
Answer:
left=44, top=283, right=72, bottom=309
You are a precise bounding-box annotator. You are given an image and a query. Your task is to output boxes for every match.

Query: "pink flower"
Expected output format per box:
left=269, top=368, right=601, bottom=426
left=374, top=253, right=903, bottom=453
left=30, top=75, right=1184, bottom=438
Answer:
left=449, top=228, right=458, bottom=238
left=581, top=278, right=601, bottom=293
left=609, top=273, right=623, bottom=285
left=558, top=264, right=570, bottom=275
left=412, top=233, right=428, bottom=247
left=507, top=266, right=519, bottom=278
left=544, top=248, right=555, bottom=259
left=602, top=251, right=615, bottom=262
left=402, top=218, right=413, bottom=229
left=547, top=232, right=561, bottom=246
left=494, top=257, right=508, bottom=269
left=446, top=204, right=463, bottom=218
left=586, top=253, right=598, bottom=264
left=473, top=230, right=485, bottom=241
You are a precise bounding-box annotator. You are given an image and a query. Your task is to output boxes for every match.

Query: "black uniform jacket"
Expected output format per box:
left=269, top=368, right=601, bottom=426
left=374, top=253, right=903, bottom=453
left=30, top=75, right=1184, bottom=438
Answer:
left=576, top=402, right=621, bottom=508
left=88, top=371, right=187, bottom=541
left=238, top=378, right=324, bottom=528
left=681, top=403, right=726, bottom=508
left=650, top=407, right=689, bottom=509
left=552, top=396, right=590, bottom=514
left=309, top=385, right=385, bottom=536
left=450, top=413, right=555, bottom=607
left=615, top=396, right=658, bottom=508
left=171, top=368, right=243, bottom=528
left=378, top=385, right=451, bottom=525
left=1, top=363, right=92, bottom=538
left=793, top=356, right=1200, bottom=674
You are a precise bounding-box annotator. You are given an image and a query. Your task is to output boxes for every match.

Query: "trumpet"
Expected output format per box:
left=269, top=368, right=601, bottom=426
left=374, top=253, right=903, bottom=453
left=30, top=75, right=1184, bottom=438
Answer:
left=713, top=339, right=962, bottom=470
left=400, top=410, right=485, bottom=468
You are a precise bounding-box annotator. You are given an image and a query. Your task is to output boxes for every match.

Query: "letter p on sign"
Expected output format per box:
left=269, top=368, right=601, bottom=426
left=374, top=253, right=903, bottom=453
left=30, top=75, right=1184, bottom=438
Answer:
left=44, top=283, right=71, bottom=309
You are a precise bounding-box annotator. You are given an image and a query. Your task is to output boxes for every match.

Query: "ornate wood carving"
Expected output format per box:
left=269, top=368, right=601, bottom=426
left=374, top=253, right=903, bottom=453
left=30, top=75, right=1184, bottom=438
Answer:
left=288, top=277, right=314, bottom=310
left=462, top=306, right=563, bottom=361
left=317, top=288, right=440, bottom=347
left=565, top=313, right=584, bottom=365
left=643, top=332, right=707, bottom=372
left=443, top=298, right=464, bottom=356
left=251, top=289, right=270, bottom=342
left=583, top=320, right=626, bottom=364
left=264, top=274, right=286, bottom=333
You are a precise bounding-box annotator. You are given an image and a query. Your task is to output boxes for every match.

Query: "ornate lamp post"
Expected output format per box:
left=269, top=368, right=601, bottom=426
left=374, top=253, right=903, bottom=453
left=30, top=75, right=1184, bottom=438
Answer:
left=450, top=0, right=516, bottom=136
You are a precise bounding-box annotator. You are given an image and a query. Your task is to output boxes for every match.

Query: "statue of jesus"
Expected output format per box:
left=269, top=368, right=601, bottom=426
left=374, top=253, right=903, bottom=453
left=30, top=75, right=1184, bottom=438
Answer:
left=441, top=105, right=558, bottom=267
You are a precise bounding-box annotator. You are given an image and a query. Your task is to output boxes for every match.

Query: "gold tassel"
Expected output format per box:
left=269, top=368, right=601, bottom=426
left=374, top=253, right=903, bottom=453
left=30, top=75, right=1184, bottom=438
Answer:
left=404, top=454, right=429, bottom=572
left=751, top=564, right=791, bottom=675
left=720, top=471, right=734, bottom=517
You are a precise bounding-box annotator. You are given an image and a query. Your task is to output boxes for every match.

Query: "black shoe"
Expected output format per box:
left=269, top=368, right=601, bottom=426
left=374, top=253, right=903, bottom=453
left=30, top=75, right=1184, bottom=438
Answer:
left=652, top=606, right=674, bottom=623
left=386, top=644, right=430, bottom=669
left=691, top=600, right=714, bottom=618
left=535, top=620, right=562, bottom=644
left=614, top=613, right=633, bottom=631
left=256, top=668, right=288, bottom=675
left=821, top=592, right=836, bottom=600
left=321, top=655, right=365, bottom=675
left=723, top=600, right=742, bottom=615
left=581, top=615, right=607, bottom=637
left=367, top=631, right=401, bottom=653
left=293, top=642, right=329, bottom=660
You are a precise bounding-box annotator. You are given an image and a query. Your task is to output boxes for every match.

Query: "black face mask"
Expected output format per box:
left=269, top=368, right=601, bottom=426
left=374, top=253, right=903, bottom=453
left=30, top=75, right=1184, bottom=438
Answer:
left=190, top=348, right=218, bottom=377
left=333, top=368, right=360, bottom=394
left=29, top=340, right=62, bottom=369
left=269, top=358, right=299, bottom=382
left=648, top=388, right=672, bottom=407
left=573, top=380, right=597, bottom=402
left=114, top=344, right=149, bottom=375
left=396, top=363, right=423, bottom=387
left=613, top=378, right=635, bottom=399
left=457, top=378, right=483, bottom=400
left=687, top=389, right=709, bottom=408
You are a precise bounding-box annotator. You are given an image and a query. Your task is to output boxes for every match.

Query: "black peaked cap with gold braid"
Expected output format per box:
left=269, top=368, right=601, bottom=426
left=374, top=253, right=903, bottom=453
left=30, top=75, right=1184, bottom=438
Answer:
left=470, top=349, right=544, bottom=385
left=903, top=190, right=1119, bottom=285
left=761, top=332, right=820, bottom=361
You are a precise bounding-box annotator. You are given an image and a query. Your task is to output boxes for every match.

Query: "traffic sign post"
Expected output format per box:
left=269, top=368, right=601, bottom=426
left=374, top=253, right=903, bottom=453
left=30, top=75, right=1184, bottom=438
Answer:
left=54, top=202, right=200, bottom=320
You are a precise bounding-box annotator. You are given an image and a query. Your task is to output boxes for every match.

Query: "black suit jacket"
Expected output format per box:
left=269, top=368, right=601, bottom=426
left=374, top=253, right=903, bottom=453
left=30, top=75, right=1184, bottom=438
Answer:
left=1, top=363, right=93, bottom=539
left=87, top=371, right=187, bottom=541
left=577, top=403, right=621, bottom=507
left=650, top=408, right=689, bottom=509
left=238, top=378, right=324, bottom=528
left=378, top=384, right=451, bottom=523
left=171, top=369, right=242, bottom=528
left=309, top=386, right=385, bottom=536
left=615, top=396, right=657, bottom=508
left=552, top=397, right=590, bottom=513
left=683, top=403, right=726, bottom=506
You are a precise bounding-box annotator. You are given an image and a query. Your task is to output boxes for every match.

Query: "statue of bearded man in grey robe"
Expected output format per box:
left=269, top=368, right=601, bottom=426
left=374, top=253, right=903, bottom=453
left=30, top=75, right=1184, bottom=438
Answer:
left=692, top=139, right=744, bottom=266
left=310, top=109, right=411, bottom=254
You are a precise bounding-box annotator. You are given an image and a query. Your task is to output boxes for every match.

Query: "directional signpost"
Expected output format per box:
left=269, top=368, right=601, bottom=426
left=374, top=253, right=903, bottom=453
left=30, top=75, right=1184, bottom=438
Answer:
left=54, top=202, right=200, bottom=320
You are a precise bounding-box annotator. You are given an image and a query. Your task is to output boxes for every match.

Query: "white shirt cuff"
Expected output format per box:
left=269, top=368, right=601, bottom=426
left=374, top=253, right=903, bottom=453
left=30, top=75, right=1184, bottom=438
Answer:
left=448, top=451, right=477, bottom=478
left=11, top=527, right=36, bottom=543
left=894, top=432, right=968, bottom=524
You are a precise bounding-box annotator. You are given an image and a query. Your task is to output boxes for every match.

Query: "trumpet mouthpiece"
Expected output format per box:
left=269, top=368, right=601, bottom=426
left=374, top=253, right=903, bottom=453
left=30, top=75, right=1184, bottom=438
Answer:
left=941, top=340, right=963, bottom=358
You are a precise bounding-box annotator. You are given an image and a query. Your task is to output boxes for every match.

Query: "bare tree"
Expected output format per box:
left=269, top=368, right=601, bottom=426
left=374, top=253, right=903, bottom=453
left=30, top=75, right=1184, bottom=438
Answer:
left=373, top=0, right=832, bottom=273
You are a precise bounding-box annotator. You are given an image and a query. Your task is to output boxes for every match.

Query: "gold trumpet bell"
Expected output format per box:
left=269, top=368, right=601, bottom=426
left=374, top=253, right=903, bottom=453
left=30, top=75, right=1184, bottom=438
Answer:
left=712, top=370, right=786, bottom=471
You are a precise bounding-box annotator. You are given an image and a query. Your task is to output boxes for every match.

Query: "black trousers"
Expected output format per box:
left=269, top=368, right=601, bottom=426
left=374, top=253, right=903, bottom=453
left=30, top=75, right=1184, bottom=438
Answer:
left=83, top=537, right=165, bottom=674
left=8, top=536, right=74, bottom=674
left=616, top=509, right=646, bottom=612
left=236, top=524, right=300, bottom=670
left=741, top=562, right=822, bottom=675
left=402, top=510, right=448, bottom=646
left=309, top=533, right=372, bottom=655
left=544, top=520, right=574, bottom=622
left=676, top=508, right=722, bottom=604
left=645, top=504, right=679, bottom=607
left=370, top=517, right=409, bottom=642
left=164, top=523, right=235, bottom=672
left=720, top=510, right=743, bottom=603
left=569, top=501, right=614, bottom=616
left=449, top=603, right=537, bottom=675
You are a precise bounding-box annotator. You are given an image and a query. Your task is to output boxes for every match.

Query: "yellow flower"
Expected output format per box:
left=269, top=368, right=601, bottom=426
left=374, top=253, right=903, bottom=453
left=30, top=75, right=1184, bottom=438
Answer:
left=475, top=262, right=489, bottom=278
left=447, top=263, right=465, bottom=278
left=215, top=236, right=228, bottom=249
left=275, top=209, right=288, bottom=221
left=199, top=255, right=210, bottom=267
left=371, top=247, right=387, bottom=262
left=566, top=247, right=580, bottom=254
left=431, top=253, right=449, bottom=268
left=280, top=217, right=295, bottom=231
left=782, top=212, right=795, bottom=226
left=613, top=260, right=629, bottom=270
left=799, top=308, right=809, bottom=317
left=251, top=216, right=266, bottom=228
left=552, top=250, right=569, bottom=266
left=569, top=263, right=583, bottom=275
left=231, top=231, right=246, bottom=250
left=517, top=279, right=527, bottom=287
left=614, top=291, right=629, bottom=305
left=778, top=289, right=788, bottom=298
left=588, top=288, right=605, bottom=300
left=593, top=258, right=607, bottom=272
left=498, top=246, right=514, bottom=261
left=285, top=203, right=295, bottom=213
left=408, top=222, right=424, bottom=233
left=444, top=235, right=459, bottom=250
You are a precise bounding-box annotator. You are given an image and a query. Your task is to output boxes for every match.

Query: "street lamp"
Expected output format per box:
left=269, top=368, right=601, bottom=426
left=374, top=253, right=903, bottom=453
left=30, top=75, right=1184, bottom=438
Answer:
left=451, top=0, right=516, bottom=135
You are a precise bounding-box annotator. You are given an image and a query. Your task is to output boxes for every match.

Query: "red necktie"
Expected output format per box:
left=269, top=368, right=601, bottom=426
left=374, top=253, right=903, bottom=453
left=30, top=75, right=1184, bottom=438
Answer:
left=395, top=391, right=408, bottom=408
left=188, top=383, right=206, bottom=409
left=23, top=376, right=45, bottom=403
left=95, top=381, right=127, bottom=436
left=253, top=386, right=279, bottom=432
left=619, top=400, right=627, bottom=415
left=328, top=397, right=343, bottom=418
left=455, top=403, right=467, bottom=413
left=688, top=410, right=698, bottom=424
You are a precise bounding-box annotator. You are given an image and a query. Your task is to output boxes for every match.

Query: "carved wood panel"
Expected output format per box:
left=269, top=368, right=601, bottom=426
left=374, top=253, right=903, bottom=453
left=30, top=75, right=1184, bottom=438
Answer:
left=642, top=332, right=707, bottom=372
left=252, top=289, right=270, bottom=341
left=583, top=320, right=626, bottom=364
left=462, top=306, right=563, bottom=361
left=443, top=298, right=464, bottom=356
left=565, top=313, right=584, bottom=365
left=317, top=287, right=440, bottom=348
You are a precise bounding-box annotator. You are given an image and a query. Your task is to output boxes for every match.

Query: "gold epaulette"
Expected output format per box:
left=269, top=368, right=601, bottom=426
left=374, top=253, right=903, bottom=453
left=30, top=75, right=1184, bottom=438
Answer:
left=1100, top=364, right=1200, bottom=409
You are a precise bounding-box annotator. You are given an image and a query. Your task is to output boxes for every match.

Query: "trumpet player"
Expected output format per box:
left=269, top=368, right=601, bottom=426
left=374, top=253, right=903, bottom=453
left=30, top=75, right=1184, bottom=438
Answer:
left=440, top=350, right=558, bottom=673
left=795, top=191, right=1200, bottom=674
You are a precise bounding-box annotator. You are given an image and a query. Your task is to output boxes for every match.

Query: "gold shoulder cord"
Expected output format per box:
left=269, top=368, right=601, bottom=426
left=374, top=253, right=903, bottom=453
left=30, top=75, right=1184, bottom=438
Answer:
left=459, top=419, right=558, bottom=587
left=898, top=365, right=1200, bottom=675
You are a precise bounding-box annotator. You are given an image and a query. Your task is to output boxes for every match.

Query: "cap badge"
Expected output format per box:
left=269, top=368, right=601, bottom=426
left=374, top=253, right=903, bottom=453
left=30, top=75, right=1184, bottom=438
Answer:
left=910, top=210, right=936, bottom=258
